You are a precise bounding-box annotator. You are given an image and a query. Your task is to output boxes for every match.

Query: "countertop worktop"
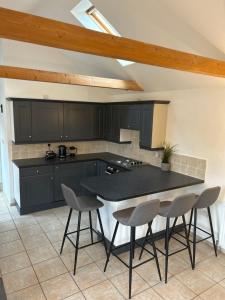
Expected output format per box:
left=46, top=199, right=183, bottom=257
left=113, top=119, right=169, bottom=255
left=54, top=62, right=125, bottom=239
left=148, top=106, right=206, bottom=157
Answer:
left=13, top=152, right=204, bottom=202
left=81, top=164, right=204, bottom=201
left=13, top=152, right=130, bottom=169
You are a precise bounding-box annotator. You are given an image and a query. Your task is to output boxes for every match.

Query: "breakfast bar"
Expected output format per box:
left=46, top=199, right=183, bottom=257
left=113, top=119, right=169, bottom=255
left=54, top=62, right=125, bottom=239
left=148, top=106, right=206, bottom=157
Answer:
left=81, top=163, right=204, bottom=245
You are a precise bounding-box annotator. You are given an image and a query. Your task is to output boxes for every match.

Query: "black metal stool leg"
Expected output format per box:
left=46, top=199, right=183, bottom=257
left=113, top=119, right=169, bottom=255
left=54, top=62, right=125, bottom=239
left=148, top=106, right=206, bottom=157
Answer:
left=104, top=221, right=119, bottom=272
left=133, top=227, right=136, bottom=259
left=148, top=222, right=162, bottom=281
left=129, top=227, right=135, bottom=299
left=165, top=217, right=170, bottom=283
left=139, top=225, right=150, bottom=260
left=74, top=211, right=81, bottom=275
left=182, top=215, right=193, bottom=269
left=193, top=208, right=197, bottom=269
left=188, top=208, right=194, bottom=237
left=60, top=208, right=72, bottom=255
left=207, top=207, right=217, bottom=257
left=168, top=217, right=178, bottom=242
left=96, top=208, right=108, bottom=255
left=89, top=211, right=94, bottom=244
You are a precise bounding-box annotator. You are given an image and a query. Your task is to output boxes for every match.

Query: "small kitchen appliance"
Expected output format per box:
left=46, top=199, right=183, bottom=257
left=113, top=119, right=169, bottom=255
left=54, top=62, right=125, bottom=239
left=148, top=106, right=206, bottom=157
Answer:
left=45, top=144, right=56, bottom=160
left=58, top=145, right=67, bottom=159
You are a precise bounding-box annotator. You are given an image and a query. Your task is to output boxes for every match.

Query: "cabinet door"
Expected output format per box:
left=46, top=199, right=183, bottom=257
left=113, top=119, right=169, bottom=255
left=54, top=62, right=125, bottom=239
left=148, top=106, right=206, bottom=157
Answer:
left=120, top=104, right=140, bottom=130
left=103, top=105, right=112, bottom=140
left=111, top=105, right=121, bottom=142
left=20, top=174, right=54, bottom=208
left=32, top=102, right=63, bottom=142
left=13, top=101, right=32, bottom=143
left=64, top=103, right=101, bottom=140
left=139, top=104, right=154, bottom=148
left=54, top=161, right=97, bottom=201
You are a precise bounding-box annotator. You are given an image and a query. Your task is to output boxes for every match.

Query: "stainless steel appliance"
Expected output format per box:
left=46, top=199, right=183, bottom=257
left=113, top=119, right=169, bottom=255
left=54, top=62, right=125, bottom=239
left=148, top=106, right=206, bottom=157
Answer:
left=112, top=159, right=143, bottom=168
left=58, top=145, right=67, bottom=159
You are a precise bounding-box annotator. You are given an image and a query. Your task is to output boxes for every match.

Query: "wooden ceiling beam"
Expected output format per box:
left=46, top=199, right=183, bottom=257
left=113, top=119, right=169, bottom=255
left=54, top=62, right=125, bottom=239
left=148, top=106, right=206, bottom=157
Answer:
left=0, top=65, right=143, bottom=91
left=1, top=7, right=225, bottom=78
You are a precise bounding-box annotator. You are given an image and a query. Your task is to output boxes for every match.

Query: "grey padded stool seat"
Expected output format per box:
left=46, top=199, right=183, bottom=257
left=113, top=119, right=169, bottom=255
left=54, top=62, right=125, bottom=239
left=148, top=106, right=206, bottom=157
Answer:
left=187, top=186, right=221, bottom=268
left=140, top=193, right=197, bottom=283
left=104, top=199, right=161, bottom=299
left=60, top=184, right=107, bottom=275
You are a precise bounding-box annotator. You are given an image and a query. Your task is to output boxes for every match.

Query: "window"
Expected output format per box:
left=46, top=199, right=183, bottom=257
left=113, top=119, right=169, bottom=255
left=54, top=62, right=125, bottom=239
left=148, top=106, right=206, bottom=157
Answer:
left=71, top=0, right=134, bottom=67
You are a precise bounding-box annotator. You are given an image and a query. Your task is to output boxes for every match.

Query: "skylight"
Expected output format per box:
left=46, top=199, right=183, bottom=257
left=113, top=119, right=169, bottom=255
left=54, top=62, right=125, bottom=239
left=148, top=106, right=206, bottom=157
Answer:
left=71, top=0, right=134, bottom=67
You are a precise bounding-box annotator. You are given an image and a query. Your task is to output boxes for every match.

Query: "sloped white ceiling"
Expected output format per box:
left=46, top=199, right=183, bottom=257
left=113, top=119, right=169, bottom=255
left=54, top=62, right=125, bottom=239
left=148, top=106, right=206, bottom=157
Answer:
left=1, top=0, right=225, bottom=92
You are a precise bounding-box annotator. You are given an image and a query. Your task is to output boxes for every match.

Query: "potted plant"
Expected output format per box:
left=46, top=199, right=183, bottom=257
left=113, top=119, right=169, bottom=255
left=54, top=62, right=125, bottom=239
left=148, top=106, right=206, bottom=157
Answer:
left=161, top=142, right=176, bottom=171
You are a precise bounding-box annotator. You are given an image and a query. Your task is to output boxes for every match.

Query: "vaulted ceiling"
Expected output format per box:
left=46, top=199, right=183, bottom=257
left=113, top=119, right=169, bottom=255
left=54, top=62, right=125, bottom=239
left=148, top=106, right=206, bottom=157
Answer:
left=1, top=0, right=225, bottom=92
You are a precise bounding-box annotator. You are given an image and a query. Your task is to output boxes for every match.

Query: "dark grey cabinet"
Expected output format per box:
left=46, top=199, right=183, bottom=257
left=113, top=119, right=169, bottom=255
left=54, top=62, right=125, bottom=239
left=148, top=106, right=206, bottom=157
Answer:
left=54, top=161, right=97, bottom=201
left=13, top=101, right=32, bottom=143
left=103, top=105, right=120, bottom=142
left=64, top=103, right=103, bottom=140
left=20, top=166, right=54, bottom=214
left=120, top=104, right=140, bottom=130
left=139, top=104, right=154, bottom=149
left=32, top=102, right=63, bottom=142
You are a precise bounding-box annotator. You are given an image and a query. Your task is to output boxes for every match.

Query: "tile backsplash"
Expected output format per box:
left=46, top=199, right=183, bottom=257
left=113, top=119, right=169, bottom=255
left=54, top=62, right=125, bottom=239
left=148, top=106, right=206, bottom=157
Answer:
left=11, top=129, right=206, bottom=180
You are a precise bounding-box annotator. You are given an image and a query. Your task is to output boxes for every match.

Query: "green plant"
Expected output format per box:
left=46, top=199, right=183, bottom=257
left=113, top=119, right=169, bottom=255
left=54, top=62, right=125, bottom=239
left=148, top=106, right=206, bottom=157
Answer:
left=161, top=142, right=176, bottom=164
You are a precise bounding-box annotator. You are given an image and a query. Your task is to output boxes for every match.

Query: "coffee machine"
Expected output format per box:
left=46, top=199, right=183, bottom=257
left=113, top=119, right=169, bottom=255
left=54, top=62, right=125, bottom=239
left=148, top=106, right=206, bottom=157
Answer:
left=58, top=145, right=67, bottom=159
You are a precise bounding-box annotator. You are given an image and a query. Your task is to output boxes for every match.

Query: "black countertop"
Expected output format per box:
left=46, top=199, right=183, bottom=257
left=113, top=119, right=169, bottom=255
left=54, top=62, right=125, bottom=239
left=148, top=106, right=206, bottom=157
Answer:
left=81, top=164, right=204, bottom=201
left=13, top=152, right=130, bottom=169
left=13, top=152, right=204, bottom=202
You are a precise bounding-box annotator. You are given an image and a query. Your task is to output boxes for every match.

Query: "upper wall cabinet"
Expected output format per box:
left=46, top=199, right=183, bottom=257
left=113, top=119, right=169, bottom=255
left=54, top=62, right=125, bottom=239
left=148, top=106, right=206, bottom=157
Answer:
left=13, top=101, right=32, bottom=143
left=10, top=98, right=169, bottom=150
left=32, top=102, right=63, bottom=142
left=64, top=103, right=103, bottom=141
left=139, top=103, right=168, bottom=150
left=119, top=104, right=140, bottom=130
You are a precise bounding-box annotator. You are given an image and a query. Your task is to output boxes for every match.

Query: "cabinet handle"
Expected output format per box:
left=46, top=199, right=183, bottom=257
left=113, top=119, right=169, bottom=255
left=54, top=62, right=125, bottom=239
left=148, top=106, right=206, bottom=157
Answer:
left=60, top=136, right=63, bottom=139
left=29, top=135, right=32, bottom=139
left=65, top=136, right=68, bottom=138
left=55, top=166, right=59, bottom=169
left=51, top=177, right=54, bottom=180
left=36, top=170, right=39, bottom=174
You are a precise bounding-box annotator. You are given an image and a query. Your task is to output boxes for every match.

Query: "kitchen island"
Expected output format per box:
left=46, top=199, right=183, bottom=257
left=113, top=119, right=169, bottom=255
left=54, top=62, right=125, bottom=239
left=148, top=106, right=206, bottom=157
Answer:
left=81, top=162, right=204, bottom=245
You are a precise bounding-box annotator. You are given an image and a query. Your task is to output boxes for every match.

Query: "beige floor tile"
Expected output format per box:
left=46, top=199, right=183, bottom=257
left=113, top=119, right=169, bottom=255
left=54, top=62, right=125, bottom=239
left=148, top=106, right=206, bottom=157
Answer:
left=40, top=219, right=64, bottom=232
left=14, top=216, right=38, bottom=228
left=3, top=266, right=38, bottom=294
left=199, top=284, right=225, bottom=299
left=135, top=259, right=163, bottom=287
left=160, top=253, right=190, bottom=275
left=34, top=212, right=59, bottom=224
left=0, top=220, right=16, bottom=232
left=46, top=228, right=65, bottom=243
left=197, top=257, right=225, bottom=282
left=176, top=269, right=215, bottom=294
left=153, top=277, right=196, bottom=300
left=0, top=212, right=12, bottom=223
left=6, top=284, right=46, bottom=300
left=132, top=288, right=163, bottom=299
left=110, top=270, right=149, bottom=298
left=18, top=224, right=43, bottom=239
left=41, top=273, right=79, bottom=300
left=64, top=292, right=86, bottom=300
left=0, top=229, right=20, bottom=244
left=0, top=252, right=30, bottom=274
left=96, top=256, right=127, bottom=278
left=83, top=280, right=124, bottom=300
left=53, top=239, right=75, bottom=254
left=85, top=243, right=106, bottom=261
left=61, top=249, right=93, bottom=271
left=0, top=240, right=25, bottom=258
left=33, top=257, right=67, bottom=282
left=72, top=263, right=106, bottom=290
left=22, top=232, right=51, bottom=250
left=27, top=244, right=58, bottom=264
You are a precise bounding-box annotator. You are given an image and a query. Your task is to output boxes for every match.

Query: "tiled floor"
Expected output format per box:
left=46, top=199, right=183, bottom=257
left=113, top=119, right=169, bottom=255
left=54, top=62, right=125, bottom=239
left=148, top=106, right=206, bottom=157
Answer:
left=0, top=193, right=225, bottom=299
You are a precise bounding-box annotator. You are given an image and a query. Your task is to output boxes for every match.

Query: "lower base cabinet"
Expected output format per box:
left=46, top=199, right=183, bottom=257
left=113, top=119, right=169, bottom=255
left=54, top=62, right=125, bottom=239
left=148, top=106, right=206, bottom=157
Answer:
left=15, top=161, right=98, bottom=214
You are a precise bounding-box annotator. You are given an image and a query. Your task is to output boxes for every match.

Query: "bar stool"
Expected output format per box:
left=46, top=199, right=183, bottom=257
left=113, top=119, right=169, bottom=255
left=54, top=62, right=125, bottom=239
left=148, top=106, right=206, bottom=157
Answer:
left=60, top=184, right=107, bottom=275
left=188, top=186, right=221, bottom=268
left=140, top=193, right=197, bottom=283
left=104, top=199, right=161, bottom=299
